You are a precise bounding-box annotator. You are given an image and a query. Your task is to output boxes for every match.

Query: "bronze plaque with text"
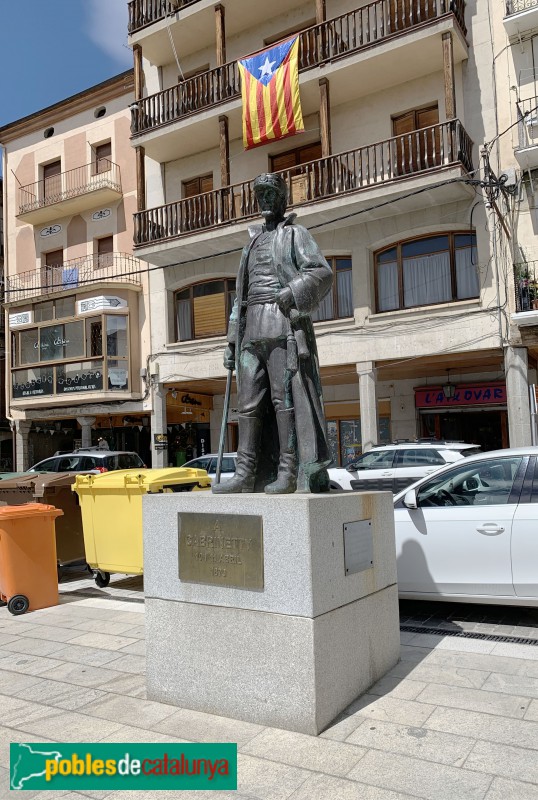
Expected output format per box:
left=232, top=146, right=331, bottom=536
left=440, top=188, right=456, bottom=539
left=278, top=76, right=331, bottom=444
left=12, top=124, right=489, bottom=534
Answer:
left=178, top=513, right=264, bottom=590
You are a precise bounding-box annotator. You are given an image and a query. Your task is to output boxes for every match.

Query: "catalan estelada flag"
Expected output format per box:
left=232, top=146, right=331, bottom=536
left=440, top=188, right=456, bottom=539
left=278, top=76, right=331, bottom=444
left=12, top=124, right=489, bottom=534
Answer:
left=238, top=36, right=304, bottom=150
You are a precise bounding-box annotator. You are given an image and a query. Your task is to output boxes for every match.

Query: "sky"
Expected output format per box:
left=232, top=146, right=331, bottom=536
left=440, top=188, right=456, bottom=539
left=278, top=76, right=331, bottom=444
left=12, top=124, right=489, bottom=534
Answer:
left=0, top=0, right=132, bottom=130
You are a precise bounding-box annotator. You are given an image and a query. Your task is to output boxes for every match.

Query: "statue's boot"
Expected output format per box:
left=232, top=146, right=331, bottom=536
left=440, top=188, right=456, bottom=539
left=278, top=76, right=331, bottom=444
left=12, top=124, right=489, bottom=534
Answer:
left=264, top=409, right=297, bottom=494
left=212, top=414, right=260, bottom=493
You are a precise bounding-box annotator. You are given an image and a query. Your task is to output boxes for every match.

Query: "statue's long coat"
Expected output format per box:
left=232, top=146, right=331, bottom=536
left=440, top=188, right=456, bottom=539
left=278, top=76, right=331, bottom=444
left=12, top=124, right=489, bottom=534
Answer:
left=227, top=214, right=333, bottom=491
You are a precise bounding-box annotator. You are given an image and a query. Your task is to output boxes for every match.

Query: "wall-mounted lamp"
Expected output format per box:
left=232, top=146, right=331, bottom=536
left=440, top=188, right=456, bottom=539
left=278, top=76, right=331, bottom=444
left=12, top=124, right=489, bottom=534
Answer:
left=442, top=370, right=455, bottom=400
left=170, top=389, right=178, bottom=400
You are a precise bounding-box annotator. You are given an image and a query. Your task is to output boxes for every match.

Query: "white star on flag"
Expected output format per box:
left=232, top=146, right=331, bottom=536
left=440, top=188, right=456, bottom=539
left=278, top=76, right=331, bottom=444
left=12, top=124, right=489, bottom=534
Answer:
left=258, top=56, right=276, bottom=79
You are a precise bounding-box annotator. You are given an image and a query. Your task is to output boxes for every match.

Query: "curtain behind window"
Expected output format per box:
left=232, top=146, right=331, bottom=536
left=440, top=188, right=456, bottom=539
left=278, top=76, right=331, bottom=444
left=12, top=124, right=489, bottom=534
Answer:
left=378, top=260, right=399, bottom=311
left=455, top=247, right=479, bottom=299
left=403, top=252, right=451, bottom=307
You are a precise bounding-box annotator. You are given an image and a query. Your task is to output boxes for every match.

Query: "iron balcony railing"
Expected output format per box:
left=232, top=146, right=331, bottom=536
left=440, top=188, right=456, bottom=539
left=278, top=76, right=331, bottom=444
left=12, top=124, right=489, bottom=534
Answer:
left=514, top=261, right=538, bottom=312
left=134, top=119, right=473, bottom=246
left=5, top=253, right=143, bottom=302
left=517, top=96, right=538, bottom=148
left=128, top=0, right=200, bottom=33
left=506, top=0, right=538, bottom=14
left=130, top=0, right=466, bottom=135
left=17, top=160, right=122, bottom=217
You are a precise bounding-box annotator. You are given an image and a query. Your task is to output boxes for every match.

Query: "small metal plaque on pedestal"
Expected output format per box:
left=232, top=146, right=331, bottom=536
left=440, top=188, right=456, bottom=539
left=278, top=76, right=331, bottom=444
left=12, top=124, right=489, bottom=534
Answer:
left=343, top=519, right=373, bottom=575
left=178, top=512, right=264, bottom=589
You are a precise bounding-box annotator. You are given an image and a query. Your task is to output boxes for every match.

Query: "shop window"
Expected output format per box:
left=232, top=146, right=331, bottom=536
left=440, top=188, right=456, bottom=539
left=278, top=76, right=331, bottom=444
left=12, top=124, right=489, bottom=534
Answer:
left=175, top=279, right=236, bottom=341
left=34, top=297, right=75, bottom=322
left=11, top=313, right=130, bottom=398
left=375, top=232, right=479, bottom=312
left=326, top=416, right=391, bottom=467
left=312, top=257, right=353, bottom=322
left=93, top=141, right=112, bottom=175
left=86, top=318, right=103, bottom=357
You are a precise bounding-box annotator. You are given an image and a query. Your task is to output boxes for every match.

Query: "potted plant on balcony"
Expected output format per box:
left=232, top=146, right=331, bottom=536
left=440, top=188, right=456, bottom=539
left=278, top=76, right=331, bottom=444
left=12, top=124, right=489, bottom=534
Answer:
left=517, top=267, right=538, bottom=310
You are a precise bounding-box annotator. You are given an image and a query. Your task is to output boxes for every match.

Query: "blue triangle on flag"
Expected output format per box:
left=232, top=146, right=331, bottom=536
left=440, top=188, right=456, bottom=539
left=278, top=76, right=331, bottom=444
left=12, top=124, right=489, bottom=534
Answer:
left=239, top=36, right=297, bottom=86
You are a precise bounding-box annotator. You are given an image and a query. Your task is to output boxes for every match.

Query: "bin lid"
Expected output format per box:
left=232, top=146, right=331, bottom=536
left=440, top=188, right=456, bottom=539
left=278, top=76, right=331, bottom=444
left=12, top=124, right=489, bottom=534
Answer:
left=0, top=502, right=64, bottom=520
left=73, top=467, right=211, bottom=492
left=0, top=474, right=39, bottom=490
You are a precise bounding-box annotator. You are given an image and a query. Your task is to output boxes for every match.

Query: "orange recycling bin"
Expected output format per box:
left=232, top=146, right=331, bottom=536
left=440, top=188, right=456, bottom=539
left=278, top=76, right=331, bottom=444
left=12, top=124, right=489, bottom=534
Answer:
left=0, top=503, right=64, bottom=615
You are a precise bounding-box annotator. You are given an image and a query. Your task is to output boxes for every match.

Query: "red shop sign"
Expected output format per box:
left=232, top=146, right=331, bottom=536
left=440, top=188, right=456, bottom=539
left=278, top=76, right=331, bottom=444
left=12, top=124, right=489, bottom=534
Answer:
left=415, top=383, right=506, bottom=409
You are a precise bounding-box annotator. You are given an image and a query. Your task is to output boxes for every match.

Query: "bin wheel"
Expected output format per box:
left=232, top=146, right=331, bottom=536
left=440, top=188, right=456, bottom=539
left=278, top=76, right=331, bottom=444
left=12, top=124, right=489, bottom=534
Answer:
left=85, top=563, right=94, bottom=576
left=94, top=571, right=110, bottom=588
left=7, top=595, right=29, bottom=615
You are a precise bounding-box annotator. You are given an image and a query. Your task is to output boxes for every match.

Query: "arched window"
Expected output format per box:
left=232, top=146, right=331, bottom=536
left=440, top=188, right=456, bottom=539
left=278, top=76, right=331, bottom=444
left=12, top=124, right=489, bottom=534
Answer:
left=375, top=233, right=479, bottom=312
left=175, top=279, right=236, bottom=341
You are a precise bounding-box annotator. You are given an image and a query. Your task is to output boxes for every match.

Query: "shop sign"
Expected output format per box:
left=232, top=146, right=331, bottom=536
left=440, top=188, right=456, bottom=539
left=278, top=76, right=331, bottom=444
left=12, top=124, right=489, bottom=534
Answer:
left=415, top=383, right=507, bottom=409
left=56, top=369, right=103, bottom=394
left=9, top=311, right=33, bottom=328
left=166, top=390, right=213, bottom=410
left=154, top=433, right=168, bottom=450
left=76, top=296, right=127, bottom=315
left=12, top=372, right=54, bottom=399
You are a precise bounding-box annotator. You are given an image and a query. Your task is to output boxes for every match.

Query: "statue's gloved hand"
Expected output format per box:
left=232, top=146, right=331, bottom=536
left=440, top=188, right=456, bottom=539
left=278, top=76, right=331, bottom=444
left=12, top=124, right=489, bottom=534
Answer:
left=275, top=286, right=294, bottom=313
left=223, top=344, right=236, bottom=371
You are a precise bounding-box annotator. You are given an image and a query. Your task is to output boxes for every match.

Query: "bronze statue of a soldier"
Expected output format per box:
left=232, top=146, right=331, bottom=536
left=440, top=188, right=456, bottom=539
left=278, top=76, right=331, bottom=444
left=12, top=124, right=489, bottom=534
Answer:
left=213, top=172, right=333, bottom=495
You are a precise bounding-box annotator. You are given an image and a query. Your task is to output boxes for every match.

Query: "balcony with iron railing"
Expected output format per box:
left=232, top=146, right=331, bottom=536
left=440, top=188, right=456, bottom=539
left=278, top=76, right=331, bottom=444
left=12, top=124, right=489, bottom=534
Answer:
left=130, top=0, right=467, bottom=140
left=5, top=253, right=143, bottom=304
left=515, top=96, right=538, bottom=168
left=514, top=261, right=538, bottom=317
left=134, top=119, right=473, bottom=249
left=16, top=160, right=122, bottom=225
left=504, top=0, right=538, bottom=35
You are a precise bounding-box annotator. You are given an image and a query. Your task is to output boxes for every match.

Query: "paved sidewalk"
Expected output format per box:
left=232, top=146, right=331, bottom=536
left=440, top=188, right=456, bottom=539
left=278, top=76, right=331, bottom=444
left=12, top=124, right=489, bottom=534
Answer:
left=1, top=578, right=538, bottom=799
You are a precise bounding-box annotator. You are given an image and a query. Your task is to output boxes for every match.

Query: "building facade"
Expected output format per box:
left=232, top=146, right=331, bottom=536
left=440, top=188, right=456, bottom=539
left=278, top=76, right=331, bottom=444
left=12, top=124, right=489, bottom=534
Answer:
left=0, top=71, right=152, bottom=470
left=127, top=0, right=535, bottom=469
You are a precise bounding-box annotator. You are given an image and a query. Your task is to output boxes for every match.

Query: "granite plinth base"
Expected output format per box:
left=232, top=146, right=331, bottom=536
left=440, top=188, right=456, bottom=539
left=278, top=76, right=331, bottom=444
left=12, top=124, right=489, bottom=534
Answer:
left=143, top=492, right=400, bottom=735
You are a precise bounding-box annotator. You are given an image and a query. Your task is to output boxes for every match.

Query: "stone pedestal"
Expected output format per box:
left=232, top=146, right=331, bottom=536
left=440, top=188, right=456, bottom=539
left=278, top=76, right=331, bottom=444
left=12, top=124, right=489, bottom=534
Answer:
left=143, top=492, right=400, bottom=735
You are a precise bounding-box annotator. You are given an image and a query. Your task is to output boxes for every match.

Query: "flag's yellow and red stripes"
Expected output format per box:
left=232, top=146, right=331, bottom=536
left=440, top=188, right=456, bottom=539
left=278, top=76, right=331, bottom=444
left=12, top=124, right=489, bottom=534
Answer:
left=238, top=38, right=304, bottom=150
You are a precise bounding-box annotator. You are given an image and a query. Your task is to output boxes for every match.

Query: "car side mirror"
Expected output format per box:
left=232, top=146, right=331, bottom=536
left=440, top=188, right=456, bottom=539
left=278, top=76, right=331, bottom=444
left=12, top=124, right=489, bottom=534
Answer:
left=403, top=489, right=418, bottom=509
left=346, top=463, right=358, bottom=472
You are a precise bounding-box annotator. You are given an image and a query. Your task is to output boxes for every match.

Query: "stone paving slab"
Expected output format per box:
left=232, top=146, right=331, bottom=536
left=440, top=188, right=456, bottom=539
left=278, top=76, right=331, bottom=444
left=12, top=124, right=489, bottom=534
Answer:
left=2, top=591, right=538, bottom=799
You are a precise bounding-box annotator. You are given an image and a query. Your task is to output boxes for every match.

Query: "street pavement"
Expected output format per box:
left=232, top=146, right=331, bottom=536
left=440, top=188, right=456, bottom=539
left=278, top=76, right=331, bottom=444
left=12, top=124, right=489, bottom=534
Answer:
left=1, top=575, right=538, bottom=799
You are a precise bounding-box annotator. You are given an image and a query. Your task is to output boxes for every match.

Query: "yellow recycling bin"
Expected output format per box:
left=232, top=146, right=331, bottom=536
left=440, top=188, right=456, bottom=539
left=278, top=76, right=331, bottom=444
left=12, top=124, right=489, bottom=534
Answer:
left=73, top=468, right=210, bottom=588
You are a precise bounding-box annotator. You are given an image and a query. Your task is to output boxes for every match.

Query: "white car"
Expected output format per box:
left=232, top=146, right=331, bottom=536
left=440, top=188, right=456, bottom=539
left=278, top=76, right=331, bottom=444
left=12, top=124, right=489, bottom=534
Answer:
left=328, top=441, right=480, bottom=492
left=393, top=446, right=538, bottom=607
left=182, top=454, right=236, bottom=483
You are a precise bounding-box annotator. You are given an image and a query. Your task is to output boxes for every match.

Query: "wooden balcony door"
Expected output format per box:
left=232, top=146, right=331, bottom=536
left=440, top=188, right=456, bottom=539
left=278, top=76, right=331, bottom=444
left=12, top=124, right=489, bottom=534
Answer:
left=96, top=236, right=114, bottom=269
left=43, top=249, right=63, bottom=290
left=392, top=105, right=440, bottom=176
left=93, top=142, right=112, bottom=175
left=43, top=160, right=61, bottom=204
left=183, top=174, right=214, bottom=230
left=271, top=142, right=322, bottom=203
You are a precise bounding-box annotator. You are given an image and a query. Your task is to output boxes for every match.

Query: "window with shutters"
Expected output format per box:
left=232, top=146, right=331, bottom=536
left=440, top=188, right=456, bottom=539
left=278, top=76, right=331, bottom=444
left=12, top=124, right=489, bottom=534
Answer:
left=93, top=141, right=112, bottom=175
left=392, top=105, right=439, bottom=175
left=175, top=279, right=236, bottom=341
